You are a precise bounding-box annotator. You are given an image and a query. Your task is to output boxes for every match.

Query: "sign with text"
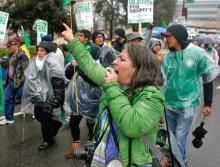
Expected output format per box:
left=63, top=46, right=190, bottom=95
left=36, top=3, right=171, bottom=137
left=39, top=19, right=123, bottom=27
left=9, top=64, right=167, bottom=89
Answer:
left=128, top=0, right=154, bottom=24
left=33, top=19, right=48, bottom=45
left=73, top=1, right=93, bottom=30
left=0, top=11, right=9, bottom=43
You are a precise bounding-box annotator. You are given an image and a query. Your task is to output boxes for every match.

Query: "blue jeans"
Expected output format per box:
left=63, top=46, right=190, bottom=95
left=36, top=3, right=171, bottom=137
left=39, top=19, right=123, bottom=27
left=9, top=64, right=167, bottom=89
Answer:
left=4, top=79, right=24, bottom=121
left=165, top=106, right=198, bottom=162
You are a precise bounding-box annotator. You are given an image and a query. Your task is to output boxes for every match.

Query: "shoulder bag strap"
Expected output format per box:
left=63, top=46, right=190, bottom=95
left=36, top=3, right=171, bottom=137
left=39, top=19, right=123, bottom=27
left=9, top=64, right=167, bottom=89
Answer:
left=108, top=111, right=119, bottom=151
left=143, top=136, right=168, bottom=167
left=128, top=138, right=132, bottom=167
left=94, top=123, right=109, bottom=150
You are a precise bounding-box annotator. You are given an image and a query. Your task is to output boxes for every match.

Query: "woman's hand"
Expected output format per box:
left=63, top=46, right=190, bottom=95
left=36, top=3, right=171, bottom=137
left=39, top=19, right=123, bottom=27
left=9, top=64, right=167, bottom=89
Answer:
left=62, top=23, right=74, bottom=42
left=104, top=67, right=118, bottom=84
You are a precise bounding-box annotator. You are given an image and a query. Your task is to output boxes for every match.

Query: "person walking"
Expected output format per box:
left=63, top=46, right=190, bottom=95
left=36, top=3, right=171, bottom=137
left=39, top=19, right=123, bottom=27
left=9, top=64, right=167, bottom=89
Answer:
left=161, top=24, right=220, bottom=165
left=65, top=29, right=102, bottom=158
left=0, top=38, right=29, bottom=125
left=21, top=41, right=65, bottom=150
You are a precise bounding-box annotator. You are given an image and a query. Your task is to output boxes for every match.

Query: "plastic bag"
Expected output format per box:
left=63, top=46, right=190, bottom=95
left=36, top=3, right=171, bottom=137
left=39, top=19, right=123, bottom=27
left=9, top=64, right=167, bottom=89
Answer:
left=63, top=45, right=118, bottom=119
left=64, top=73, right=102, bottom=119
left=97, top=45, right=119, bottom=68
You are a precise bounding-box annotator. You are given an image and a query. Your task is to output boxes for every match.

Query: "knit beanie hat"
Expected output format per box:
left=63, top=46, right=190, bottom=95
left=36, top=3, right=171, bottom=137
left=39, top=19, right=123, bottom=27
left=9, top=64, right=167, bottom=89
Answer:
left=38, top=41, right=54, bottom=53
left=41, top=35, right=53, bottom=42
left=114, top=28, right=125, bottom=38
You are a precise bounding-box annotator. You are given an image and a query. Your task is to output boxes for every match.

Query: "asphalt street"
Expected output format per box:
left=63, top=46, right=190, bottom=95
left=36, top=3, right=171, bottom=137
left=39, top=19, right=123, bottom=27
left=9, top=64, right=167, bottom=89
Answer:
left=0, top=79, right=220, bottom=167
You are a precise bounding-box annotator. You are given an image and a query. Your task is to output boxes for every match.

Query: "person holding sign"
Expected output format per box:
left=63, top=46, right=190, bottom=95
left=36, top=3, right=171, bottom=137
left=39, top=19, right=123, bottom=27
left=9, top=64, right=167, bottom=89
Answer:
left=62, top=23, right=164, bottom=167
left=65, top=29, right=102, bottom=158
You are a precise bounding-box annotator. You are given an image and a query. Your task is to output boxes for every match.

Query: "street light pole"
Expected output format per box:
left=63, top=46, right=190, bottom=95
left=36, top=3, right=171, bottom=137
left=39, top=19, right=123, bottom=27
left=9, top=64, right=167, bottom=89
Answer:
left=182, top=0, right=187, bottom=20
left=71, top=0, right=77, bottom=33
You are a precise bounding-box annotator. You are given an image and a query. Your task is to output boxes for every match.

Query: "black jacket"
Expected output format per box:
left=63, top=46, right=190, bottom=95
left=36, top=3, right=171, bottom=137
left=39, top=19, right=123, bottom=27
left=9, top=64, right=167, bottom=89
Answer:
left=40, top=77, right=65, bottom=113
left=65, top=43, right=100, bottom=85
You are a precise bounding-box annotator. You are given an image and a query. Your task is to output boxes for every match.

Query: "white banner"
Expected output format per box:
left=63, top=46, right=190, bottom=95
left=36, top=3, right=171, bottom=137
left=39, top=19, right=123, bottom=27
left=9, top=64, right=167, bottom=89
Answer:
left=0, top=11, right=9, bottom=43
left=128, top=0, right=154, bottom=24
left=33, top=19, right=48, bottom=45
left=73, top=1, right=93, bottom=30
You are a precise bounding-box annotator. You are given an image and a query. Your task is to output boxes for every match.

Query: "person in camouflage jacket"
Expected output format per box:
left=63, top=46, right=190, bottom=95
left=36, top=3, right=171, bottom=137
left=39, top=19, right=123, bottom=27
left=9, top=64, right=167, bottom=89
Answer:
left=0, top=38, right=29, bottom=125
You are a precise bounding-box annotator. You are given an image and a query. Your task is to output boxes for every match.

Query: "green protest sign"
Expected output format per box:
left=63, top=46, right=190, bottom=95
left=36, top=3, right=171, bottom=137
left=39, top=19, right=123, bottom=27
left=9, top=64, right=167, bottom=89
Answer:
left=64, top=0, right=71, bottom=6
left=0, top=11, right=9, bottom=43
left=73, top=1, right=93, bottom=30
left=128, top=0, right=154, bottom=23
left=33, top=19, right=48, bottom=45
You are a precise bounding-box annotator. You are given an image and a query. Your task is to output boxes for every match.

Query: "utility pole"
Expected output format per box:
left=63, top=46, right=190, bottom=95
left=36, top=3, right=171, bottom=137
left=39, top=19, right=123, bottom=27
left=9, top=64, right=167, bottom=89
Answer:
left=182, top=0, right=187, bottom=20
left=71, top=0, right=77, bottom=33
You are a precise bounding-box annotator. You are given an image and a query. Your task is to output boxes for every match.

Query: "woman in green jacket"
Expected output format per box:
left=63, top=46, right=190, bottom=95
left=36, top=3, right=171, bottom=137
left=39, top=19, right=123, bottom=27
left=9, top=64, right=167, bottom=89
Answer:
left=62, top=24, right=164, bottom=167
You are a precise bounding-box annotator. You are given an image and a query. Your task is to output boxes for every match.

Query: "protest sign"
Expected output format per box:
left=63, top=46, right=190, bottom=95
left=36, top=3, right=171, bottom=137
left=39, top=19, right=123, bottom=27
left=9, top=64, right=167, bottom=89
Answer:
left=0, top=11, right=9, bottom=43
left=73, top=1, right=93, bottom=30
left=33, top=19, right=48, bottom=45
left=128, top=0, right=154, bottom=23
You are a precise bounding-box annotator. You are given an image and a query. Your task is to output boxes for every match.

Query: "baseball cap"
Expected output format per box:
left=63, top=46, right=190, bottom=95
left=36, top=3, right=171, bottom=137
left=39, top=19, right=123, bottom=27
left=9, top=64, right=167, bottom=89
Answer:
left=161, top=24, right=187, bottom=37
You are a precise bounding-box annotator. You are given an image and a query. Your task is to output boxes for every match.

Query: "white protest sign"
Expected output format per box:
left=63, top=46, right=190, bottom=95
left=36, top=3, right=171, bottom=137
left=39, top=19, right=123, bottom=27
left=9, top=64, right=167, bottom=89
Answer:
left=0, top=11, right=9, bottom=43
left=128, top=0, right=154, bottom=24
left=33, top=19, right=48, bottom=45
left=73, top=1, right=93, bottom=30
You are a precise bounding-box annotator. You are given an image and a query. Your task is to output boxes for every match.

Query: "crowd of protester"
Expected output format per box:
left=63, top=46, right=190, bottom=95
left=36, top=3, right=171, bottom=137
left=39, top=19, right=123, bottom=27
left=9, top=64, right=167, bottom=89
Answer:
left=0, top=23, right=220, bottom=167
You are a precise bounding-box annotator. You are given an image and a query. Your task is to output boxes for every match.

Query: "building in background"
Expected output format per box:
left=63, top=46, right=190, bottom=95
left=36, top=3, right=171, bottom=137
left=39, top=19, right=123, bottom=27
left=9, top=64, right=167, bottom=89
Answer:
left=175, top=0, right=220, bottom=22
left=175, top=0, right=220, bottom=34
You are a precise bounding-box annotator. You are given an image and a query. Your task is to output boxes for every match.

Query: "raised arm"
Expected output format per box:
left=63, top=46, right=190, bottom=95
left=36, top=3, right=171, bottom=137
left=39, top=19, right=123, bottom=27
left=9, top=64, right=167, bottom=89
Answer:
left=62, top=23, right=107, bottom=86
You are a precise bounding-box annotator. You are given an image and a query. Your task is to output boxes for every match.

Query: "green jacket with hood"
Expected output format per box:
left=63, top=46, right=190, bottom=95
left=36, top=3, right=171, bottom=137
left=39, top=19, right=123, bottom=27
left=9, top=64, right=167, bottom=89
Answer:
left=162, top=25, right=220, bottom=109
left=68, top=39, right=164, bottom=166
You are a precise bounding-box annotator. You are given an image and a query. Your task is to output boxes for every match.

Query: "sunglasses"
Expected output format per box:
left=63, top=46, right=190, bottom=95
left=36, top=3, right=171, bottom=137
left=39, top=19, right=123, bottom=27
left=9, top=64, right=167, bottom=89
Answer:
left=79, top=34, right=85, bottom=37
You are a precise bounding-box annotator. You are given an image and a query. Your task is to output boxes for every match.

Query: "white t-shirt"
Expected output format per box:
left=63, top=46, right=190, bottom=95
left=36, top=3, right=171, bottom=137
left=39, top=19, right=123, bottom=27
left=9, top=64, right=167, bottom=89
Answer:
left=36, top=56, right=46, bottom=70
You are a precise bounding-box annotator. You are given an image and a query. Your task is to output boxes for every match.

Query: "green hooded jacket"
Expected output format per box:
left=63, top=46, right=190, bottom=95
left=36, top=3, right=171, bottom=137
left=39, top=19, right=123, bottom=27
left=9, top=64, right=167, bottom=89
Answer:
left=68, top=39, right=164, bottom=166
left=162, top=43, right=220, bottom=108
